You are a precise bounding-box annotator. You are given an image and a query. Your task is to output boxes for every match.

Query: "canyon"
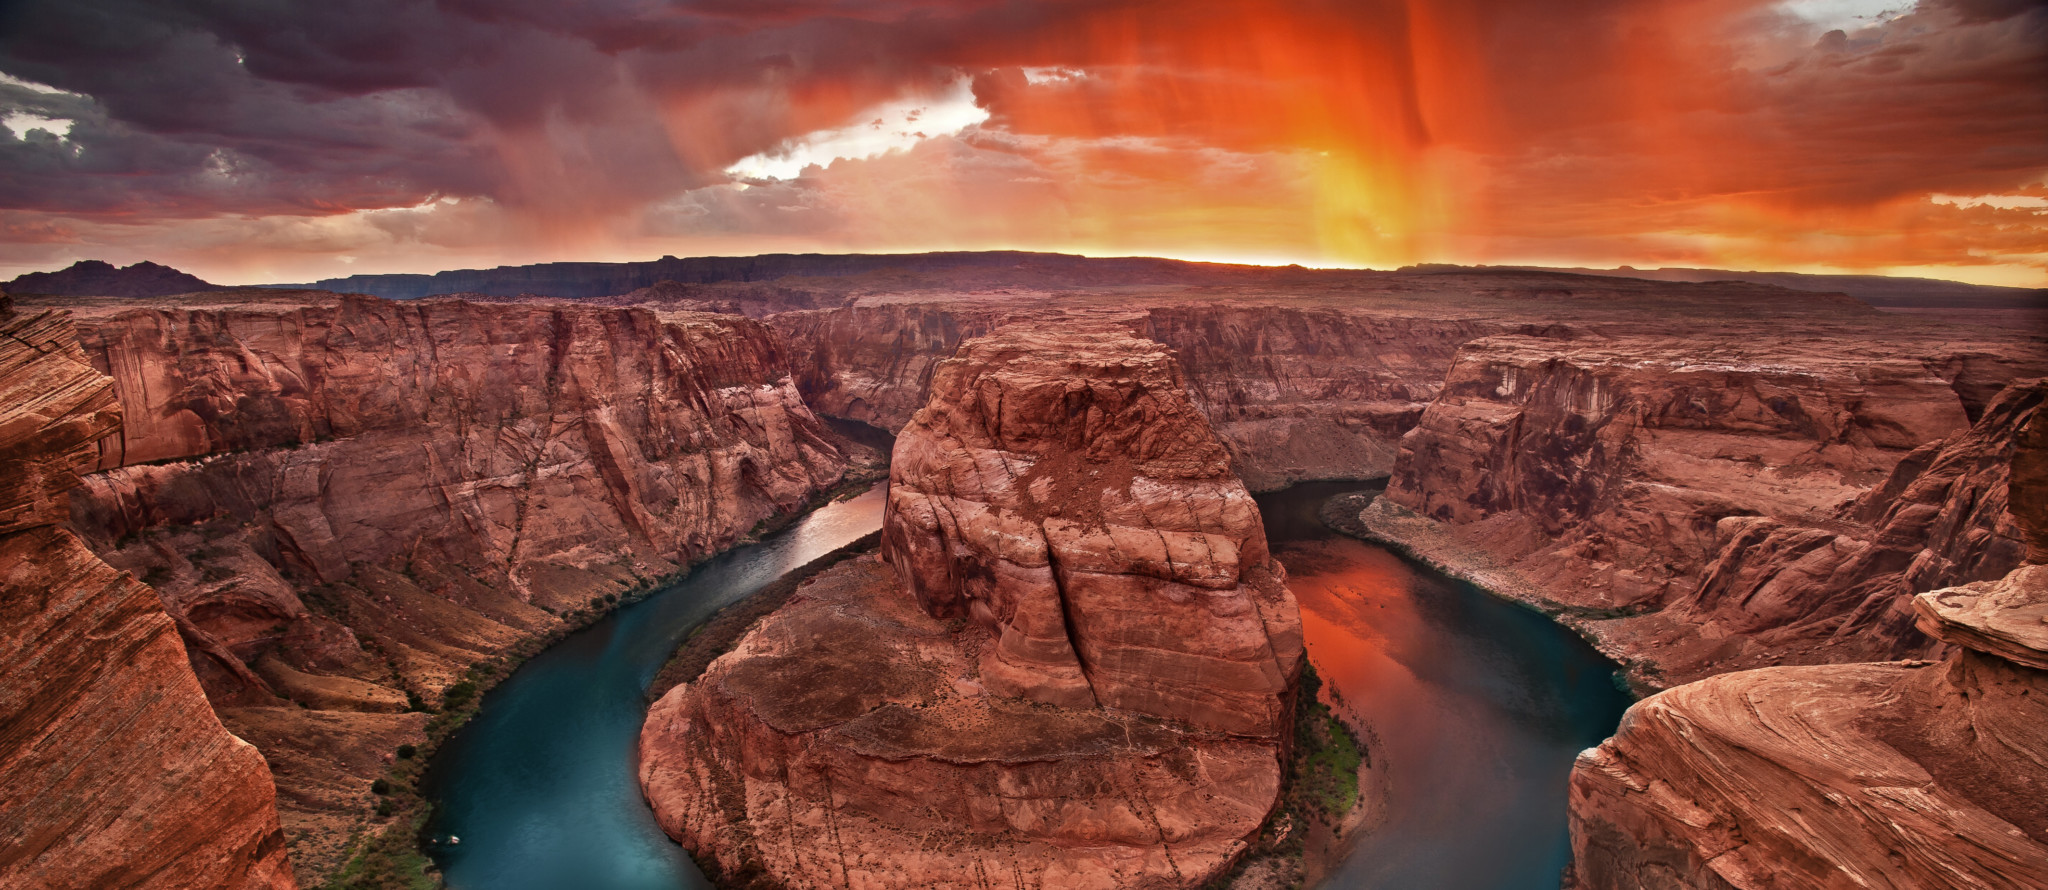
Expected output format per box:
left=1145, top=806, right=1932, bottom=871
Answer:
left=1566, top=397, right=2048, bottom=888
left=4, top=253, right=2045, bottom=888
left=0, top=297, right=296, bottom=889
left=26, top=291, right=864, bottom=879
left=638, top=324, right=1304, bottom=889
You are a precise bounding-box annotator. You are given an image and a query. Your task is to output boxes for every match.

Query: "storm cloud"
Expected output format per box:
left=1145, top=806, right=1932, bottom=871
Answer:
left=0, top=0, right=2042, bottom=283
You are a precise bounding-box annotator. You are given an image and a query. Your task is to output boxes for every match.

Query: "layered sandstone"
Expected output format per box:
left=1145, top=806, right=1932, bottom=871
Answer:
left=1567, top=482, right=2048, bottom=888
left=641, top=324, right=1303, bottom=889
left=0, top=300, right=297, bottom=889
left=62, top=293, right=851, bottom=704
left=1370, top=329, right=2046, bottom=683
left=39, top=292, right=854, bottom=878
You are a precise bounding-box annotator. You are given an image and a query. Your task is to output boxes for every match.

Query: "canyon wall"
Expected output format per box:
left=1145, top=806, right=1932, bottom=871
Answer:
left=0, top=300, right=297, bottom=889
left=1370, top=330, right=2045, bottom=683
left=1567, top=404, right=2048, bottom=888
left=772, top=299, right=1493, bottom=489
left=52, top=293, right=857, bottom=878
left=641, top=323, right=1303, bottom=889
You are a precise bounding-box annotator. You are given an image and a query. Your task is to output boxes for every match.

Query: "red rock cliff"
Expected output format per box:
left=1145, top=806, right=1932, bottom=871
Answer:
left=0, top=300, right=297, bottom=890
left=1566, top=397, right=2048, bottom=888
left=52, top=292, right=855, bottom=878
left=640, top=323, right=1303, bottom=889
left=1371, top=332, right=2044, bottom=683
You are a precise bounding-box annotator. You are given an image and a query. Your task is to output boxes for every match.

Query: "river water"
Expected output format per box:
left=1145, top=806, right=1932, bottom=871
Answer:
left=423, top=480, right=1630, bottom=890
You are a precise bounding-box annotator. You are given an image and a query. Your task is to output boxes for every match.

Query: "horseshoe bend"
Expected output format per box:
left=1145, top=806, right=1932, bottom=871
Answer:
left=0, top=253, right=2044, bottom=890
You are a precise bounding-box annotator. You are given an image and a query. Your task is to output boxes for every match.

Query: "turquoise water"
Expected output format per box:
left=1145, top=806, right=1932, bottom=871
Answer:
left=421, top=486, right=887, bottom=890
left=422, top=480, right=1629, bottom=890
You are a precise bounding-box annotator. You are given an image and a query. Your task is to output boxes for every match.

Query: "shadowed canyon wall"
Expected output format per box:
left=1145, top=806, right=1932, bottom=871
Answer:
left=641, top=323, right=1303, bottom=889
left=0, top=299, right=297, bottom=890
left=48, top=292, right=857, bottom=877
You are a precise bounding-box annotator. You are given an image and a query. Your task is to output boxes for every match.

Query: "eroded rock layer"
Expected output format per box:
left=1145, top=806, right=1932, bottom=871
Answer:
left=882, top=324, right=1302, bottom=734
left=1373, top=329, right=2046, bottom=682
left=1566, top=404, right=2048, bottom=890
left=49, top=292, right=856, bottom=878
left=0, top=301, right=296, bottom=890
left=63, top=293, right=850, bottom=702
left=641, top=323, right=1303, bottom=889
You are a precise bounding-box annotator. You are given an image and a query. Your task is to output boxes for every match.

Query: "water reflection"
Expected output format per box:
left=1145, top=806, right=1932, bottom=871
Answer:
left=1256, top=483, right=1631, bottom=890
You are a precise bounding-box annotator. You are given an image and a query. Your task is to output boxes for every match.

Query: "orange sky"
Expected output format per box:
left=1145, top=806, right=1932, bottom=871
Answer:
left=1, top=0, right=2043, bottom=285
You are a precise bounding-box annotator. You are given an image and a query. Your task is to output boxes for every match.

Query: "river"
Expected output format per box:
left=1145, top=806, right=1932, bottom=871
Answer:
left=423, top=480, right=1630, bottom=890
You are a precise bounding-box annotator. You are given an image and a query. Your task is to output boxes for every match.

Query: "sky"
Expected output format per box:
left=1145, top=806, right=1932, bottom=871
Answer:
left=0, top=0, right=2044, bottom=286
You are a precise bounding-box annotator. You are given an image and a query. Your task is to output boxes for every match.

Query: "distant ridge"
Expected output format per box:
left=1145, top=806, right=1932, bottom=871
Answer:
left=281, top=251, right=1287, bottom=300
left=6, top=260, right=218, bottom=298
left=281, top=251, right=2044, bottom=309
left=1436, top=264, right=2048, bottom=310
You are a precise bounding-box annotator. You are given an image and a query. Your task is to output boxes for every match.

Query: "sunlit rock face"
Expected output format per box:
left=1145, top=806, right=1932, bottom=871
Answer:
left=640, top=322, right=1302, bottom=889
left=1378, top=329, right=2045, bottom=682
left=882, top=323, right=1302, bottom=734
left=0, top=300, right=297, bottom=890
left=1566, top=399, right=2048, bottom=890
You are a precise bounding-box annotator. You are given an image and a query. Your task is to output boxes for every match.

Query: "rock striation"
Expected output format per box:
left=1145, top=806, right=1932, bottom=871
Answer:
left=0, top=299, right=297, bottom=889
left=1566, top=405, right=2048, bottom=888
left=640, top=323, right=1303, bottom=889
left=45, top=291, right=855, bottom=878
left=64, top=293, right=851, bottom=705
left=1373, top=330, right=2046, bottom=683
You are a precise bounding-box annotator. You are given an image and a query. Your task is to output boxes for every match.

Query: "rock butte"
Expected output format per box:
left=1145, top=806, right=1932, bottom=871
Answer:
left=1567, top=389, right=2048, bottom=888
left=639, top=323, right=1304, bottom=889
left=0, top=297, right=296, bottom=889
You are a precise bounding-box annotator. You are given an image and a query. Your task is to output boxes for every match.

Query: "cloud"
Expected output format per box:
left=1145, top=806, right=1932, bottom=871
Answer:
left=0, top=0, right=2041, bottom=284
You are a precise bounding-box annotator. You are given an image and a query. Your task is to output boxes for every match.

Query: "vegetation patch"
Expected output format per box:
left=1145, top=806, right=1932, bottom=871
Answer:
left=1204, top=660, right=1370, bottom=890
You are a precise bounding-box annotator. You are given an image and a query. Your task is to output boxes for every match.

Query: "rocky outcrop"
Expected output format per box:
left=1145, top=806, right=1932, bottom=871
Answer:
left=1566, top=406, right=2048, bottom=888
left=50, top=292, right=855, bottom=878
left=641, top=323, right=1303, bottom=889
left=882, top=324, right=1302, bottom=734
left=1374, top=330, right=2045, bottom=682
left=0, top=300, right=297, bottom=889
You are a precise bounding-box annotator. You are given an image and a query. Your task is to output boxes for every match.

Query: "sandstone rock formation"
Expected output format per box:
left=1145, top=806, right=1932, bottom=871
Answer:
left=62, top=293, right=851, bottom=705
left=0, top=298, right=297, bottom=889
left=38, top=291, right=855, bottom=878
left=1566, top=406, right=2048, bottom=888
left=641, top=323, right=1303, bottom=889
left=1370, top=327, right=2047, bottom=683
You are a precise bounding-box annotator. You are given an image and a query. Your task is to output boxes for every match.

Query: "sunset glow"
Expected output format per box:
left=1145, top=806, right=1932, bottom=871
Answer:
left=1, top=0, right=2042, bottom=284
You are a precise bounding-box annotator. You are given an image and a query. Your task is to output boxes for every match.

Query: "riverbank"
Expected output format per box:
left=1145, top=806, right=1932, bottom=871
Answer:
left=1326, top=493, right=1664, bottom=696
left=317, top=473, right=886, bottom=890
left=645, top=530, right=882, bottom=702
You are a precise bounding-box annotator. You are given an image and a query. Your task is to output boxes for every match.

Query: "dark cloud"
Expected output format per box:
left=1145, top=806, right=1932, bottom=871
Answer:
left=0, top=0, right=2041, bottom=283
